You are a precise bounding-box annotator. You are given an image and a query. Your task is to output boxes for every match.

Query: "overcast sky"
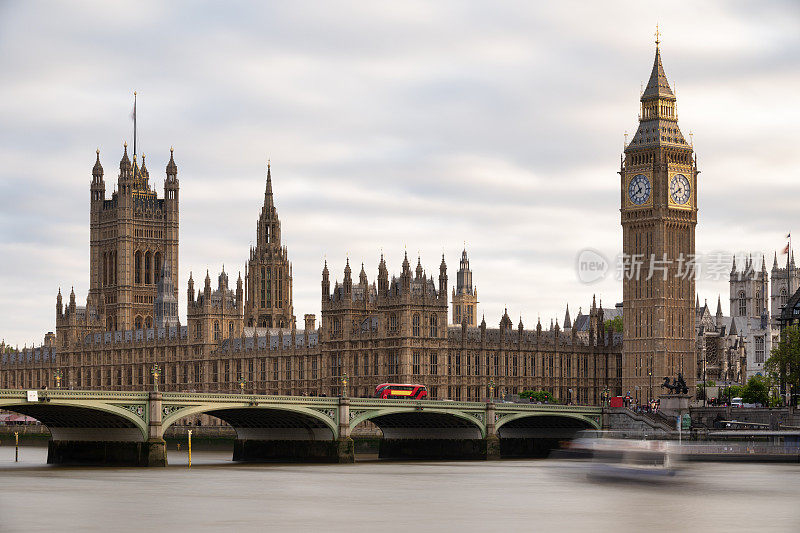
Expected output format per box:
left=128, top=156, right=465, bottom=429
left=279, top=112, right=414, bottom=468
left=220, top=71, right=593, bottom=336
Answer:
left=1, top=1, right=799, bottom=346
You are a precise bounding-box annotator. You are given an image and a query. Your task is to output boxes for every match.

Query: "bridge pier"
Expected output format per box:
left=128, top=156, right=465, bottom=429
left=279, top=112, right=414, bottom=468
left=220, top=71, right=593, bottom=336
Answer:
left=47, top=439, right=166, bottom=467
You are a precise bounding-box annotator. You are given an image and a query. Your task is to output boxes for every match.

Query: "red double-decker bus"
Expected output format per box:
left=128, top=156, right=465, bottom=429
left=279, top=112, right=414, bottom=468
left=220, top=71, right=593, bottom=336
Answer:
left=375, top=383, right=428, bottom=399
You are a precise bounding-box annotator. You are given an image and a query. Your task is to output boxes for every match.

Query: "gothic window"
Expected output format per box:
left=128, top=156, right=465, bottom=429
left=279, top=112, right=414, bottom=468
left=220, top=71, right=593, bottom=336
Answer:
left=755, top=291, right=762, bottom=314
left=413, top=314, right=420, bottom=337
left=195, top=322, right=202, bottom=339
left=755, top=336, right=765, bottom=364
left=145, top=251, right=152, bottom=284
left=389, top=313, right=398, bottom=332
left=260, top=267, right=265, bottom=308
left=135, top=315, right=143, bottom=330
left=154, top=252, right=161, bottom=283
left=455, top=305, right=461, bottom=322
left=333, top=317, right=341, bottom=336
left=430, top=351, right=438, bottom=375
left=312, top=358, right=318, bottom=380
left=781, top=288, right=788, bottom=307
left=738, top=291, right=746, bottom=316
left=429, top=314, right=438, bottom=337
left=266, top=268, right=271, bottom=308
left=363, top=354, right=369, bottom=376
left=373, top=354, right=379, bottom=376
left=135, top=251, right=142, bottom=284
left=213, top=321, right=220, bottom=341
left=145, top=316, right=152, bottom=329
left=228, top=322, right=234, bottom=338
left=412, top=352, right=420, bottom=375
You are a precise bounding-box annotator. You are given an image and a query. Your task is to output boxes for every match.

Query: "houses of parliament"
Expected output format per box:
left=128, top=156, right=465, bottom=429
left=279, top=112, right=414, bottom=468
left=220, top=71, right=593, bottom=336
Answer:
left=2, top=39, right=709, bottom=406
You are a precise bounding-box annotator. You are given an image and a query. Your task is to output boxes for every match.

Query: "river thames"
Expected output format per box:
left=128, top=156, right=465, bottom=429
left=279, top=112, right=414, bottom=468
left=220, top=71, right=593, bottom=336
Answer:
left=1, top=446, right=799, bottom=532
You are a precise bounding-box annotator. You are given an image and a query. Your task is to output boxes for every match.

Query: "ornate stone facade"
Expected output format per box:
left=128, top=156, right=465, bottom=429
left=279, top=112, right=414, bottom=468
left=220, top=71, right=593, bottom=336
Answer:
left=452, top=249, right=478, bottom=326
left=620, top=41, right=697, bottom=399
left=244, top=164, right=294, bottom=329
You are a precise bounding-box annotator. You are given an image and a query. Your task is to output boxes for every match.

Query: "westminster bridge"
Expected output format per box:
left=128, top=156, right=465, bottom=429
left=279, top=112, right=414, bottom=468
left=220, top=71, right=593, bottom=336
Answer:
left=0, top=389, right=601, bottom=466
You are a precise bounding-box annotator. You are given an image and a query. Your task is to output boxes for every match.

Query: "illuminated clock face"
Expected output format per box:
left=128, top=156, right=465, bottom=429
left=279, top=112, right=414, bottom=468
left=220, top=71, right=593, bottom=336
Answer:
left=628, top=174, right=650, bottom=205
left=670, top=174, right=691, bottom=205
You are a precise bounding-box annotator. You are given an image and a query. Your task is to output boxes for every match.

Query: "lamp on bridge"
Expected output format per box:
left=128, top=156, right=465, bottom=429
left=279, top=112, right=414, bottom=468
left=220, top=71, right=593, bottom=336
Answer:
left=151, top=364, right=161, bottom=392
left=489, top=379, right=495, bottom=402
left=239, top=374, right=246, bottom=395
left=341, top=372, right=349, bottom=398
left=54, top=369, right=63, bottom=390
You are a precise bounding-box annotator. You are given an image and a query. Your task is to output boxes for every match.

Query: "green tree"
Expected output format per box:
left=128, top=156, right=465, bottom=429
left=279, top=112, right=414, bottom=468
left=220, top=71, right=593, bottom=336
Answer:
left=765, top=324, right=800, bottom=405
left=741, top=375, right=770, bottom=406
left=721, top=385, right=742, bottom=401
left=604, top=316, right=623, bottom=333
left=519, top=390, right=556, bottom=403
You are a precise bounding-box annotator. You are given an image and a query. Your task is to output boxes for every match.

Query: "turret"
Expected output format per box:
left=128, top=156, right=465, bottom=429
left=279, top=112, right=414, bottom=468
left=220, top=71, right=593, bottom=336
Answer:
left=564, top=304, right=572, bottom=329
left=165, top=147, right=179, bottom=201
left=439, top=254, right=447, bottom=295
left=359, top=262, right=368, bottom=287
left=415, top=256, right=424, bottom=279
left=69, top=286, right=76, bottom=313
left=118, top=142, right=132, bottom=195
left=91, top=149, right=105, bottom=202
left=187, top=272, right=195, bottom=304
left=236, top=271, right=244, bottom=311
left=378, top=254, right=388, bottom=296
left=204, top=270, right=212, bottom=299
left=322, top=261, right=330, bottom=300
left=56, top=288, right=63, bottom=318
left=343, top=258, right=352, bottom=294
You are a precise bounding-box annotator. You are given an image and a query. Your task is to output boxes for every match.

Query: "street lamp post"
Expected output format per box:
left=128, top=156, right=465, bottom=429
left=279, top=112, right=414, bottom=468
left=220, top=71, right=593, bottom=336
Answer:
left=648, top=370, right=653, bottom=407
left=489, top=379, right=495, bottom=402
left=151, top=364, right=161, bottom=393
left=600, top=388, right=610, bottom=429
left=341, top=372, right=349, bottom=398
left=238, top=374, right=246, bottom=395
left=54, top=369, right=63, bottom=390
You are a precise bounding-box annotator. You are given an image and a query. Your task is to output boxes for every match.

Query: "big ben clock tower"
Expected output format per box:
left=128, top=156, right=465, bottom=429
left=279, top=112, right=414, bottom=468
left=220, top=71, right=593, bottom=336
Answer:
left=621, top=33, right=698, bottom=403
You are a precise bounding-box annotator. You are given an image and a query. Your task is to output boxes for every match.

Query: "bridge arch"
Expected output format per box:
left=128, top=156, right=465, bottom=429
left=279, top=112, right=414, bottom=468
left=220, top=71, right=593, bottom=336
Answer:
left=495, top=412, right=599, bottom=436
left=351, top=408, right=486, bottom=439
left=0, top=400, right=149, bottom=442
left=161, top=404, right=339, bottom=441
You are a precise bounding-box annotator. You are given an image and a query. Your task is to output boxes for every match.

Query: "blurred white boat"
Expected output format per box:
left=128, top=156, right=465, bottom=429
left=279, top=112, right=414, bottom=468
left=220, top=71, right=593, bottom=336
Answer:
left=583, top=438, right=682, bottom=482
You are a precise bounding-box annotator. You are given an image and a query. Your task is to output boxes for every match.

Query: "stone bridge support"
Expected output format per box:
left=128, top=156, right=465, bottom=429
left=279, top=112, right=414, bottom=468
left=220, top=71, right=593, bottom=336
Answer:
left=48, top=392, right=167, bottom=467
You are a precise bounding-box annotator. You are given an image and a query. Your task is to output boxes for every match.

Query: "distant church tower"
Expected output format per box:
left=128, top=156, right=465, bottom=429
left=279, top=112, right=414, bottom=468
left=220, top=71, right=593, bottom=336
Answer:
left=621, top=34, right=698, bottom=401
left=244, top=163, right=295, bottom=329
left=771, top=250, right=799, bottom=328
left=451, top=248, right=477, bottom=326
left=88, top=144, right=179, bottom=331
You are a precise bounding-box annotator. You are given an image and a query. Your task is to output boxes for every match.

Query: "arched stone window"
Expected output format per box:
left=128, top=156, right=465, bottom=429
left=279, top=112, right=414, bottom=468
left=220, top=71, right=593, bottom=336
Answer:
left=413, top=314, right=420, bottom=337
left=333, top=317, right=341, bottom=336
left=154, top=251, right=162, bottom=284
left=781, top=288, right=788, bottom=306
left=738, top=291, right=746, bottom=316
left=389, top=313, right=397, bottom=332
left=134, top=251, right=142, bottom=284
left=429, top=314, right=438, bottom=337
left=213, top=320, right=220, bottom=341
left=229, top=322, right=234, bottom=338
left=145, top=316, right=152, bottom=329
left=145, top=251, right=152, bottom=284
left=135, top=315, right=143, bottom=330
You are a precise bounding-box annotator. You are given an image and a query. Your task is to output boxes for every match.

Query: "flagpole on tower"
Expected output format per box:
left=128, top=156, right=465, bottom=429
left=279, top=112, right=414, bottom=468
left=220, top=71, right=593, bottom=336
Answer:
left=132, top=91, right=137, bottom=159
